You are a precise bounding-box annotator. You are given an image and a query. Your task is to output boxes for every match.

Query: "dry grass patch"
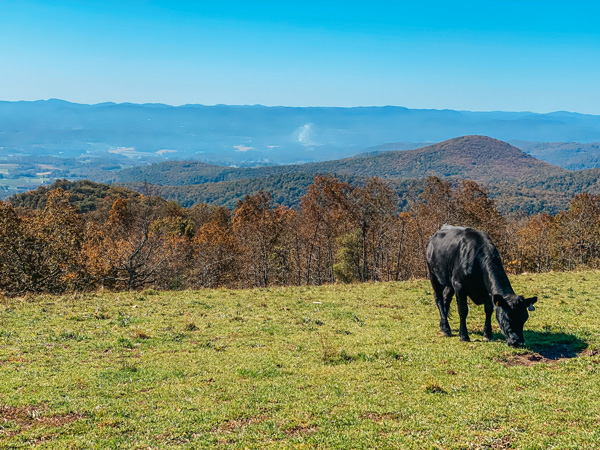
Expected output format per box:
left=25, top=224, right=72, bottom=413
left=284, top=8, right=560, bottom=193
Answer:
left=283, top=423, right=319, bottom=437
left=0, top=404, right=83, bottom=438
left=212, top=414, right=269, bottom=434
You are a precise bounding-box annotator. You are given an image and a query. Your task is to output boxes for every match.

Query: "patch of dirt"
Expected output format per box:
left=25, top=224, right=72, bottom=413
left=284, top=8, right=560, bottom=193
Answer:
left=284, top=424, right=319, bottom=437
left=0, top=404, right=83, bottom=437
left=496, top=353, right=551, bottom=367
left=495, top=350, right=575, bottom=366
left=467, top=426, right=516, bottom=449
left=213, top=414, right=269, bottom=433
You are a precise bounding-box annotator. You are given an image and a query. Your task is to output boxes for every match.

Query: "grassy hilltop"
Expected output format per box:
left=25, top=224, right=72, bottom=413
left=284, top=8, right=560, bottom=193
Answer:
left=1, top=272, right=600, bottom=449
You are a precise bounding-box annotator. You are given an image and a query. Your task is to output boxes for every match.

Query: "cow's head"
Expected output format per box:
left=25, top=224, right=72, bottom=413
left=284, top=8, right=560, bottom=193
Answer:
left=493, top=294, right=538, bottom=347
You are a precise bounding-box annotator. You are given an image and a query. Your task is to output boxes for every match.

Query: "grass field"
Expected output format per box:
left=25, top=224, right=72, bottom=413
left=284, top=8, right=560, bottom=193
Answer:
left=1, top=272, right=600, bottom=449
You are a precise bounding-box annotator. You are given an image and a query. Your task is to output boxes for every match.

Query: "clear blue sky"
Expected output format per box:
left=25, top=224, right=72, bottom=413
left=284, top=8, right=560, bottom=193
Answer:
left=2, top=0, right=600, bottom=113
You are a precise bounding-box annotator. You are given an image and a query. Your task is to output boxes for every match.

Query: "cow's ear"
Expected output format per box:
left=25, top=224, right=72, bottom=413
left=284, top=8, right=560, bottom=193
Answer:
left=526, top=296, right=538, bottom=311
left=493, top=294, right=506, bottom=308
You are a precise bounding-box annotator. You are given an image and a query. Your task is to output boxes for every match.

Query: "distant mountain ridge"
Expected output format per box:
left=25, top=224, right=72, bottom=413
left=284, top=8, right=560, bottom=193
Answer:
left=4, top=99, right=600, bottom=166
left=514, top=141, right=600, bottom=171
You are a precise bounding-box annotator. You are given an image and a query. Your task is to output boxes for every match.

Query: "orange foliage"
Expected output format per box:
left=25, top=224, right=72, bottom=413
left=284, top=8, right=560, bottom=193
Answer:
left=4, top=178, right=600, bottom=295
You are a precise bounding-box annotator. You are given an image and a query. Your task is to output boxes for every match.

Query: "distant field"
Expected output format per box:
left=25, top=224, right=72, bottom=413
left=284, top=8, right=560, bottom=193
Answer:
left=0, top=177, right=53, bottom=199
left=1, top=272, right=599, bottom=449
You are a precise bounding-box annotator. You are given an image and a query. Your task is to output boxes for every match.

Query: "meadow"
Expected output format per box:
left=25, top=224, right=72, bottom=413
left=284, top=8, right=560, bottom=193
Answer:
left=1, top=271, right=599, bottom=449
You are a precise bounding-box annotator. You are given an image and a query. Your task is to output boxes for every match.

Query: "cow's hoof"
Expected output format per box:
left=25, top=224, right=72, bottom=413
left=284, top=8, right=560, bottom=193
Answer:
left=483, top=336, right=492, bottom=342
left=460, top=336, right=470, bottom=342
left=441, top=331, right=452, bottom=337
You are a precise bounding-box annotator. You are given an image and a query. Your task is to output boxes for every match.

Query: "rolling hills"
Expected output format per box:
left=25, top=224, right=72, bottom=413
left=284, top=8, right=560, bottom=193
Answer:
left=88, top=135, right=586, bottom=214
left=12, top=135, right=600, bottom=214
left=92, top=136, right=568, bottom=185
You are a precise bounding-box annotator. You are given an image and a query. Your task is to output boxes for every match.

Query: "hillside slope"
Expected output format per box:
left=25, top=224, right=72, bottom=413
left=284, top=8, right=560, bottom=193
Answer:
left=300, top=135, right=568, bottom=183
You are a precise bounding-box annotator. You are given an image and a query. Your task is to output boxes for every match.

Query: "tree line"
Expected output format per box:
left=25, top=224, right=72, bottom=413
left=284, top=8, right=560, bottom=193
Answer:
left=1, top=175, right=600, bottom=296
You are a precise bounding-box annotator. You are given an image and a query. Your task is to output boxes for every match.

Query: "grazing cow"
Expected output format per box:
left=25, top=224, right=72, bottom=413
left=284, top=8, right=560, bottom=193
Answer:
left=426, top=225, right=537, bottom=347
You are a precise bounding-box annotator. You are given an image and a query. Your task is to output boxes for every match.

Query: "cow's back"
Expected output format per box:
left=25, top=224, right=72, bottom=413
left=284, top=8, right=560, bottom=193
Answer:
left=426, top=225, right=489, bottom=288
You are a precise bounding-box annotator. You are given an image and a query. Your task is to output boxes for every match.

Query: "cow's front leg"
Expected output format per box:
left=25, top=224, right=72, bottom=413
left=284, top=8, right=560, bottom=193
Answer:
left=455, top=288, right=470, bottom=342
left=483, top=300, right=493, bottom=341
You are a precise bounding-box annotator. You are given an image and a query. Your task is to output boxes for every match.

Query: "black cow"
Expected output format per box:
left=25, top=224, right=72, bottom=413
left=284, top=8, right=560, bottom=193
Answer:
left=426, top=225, right=537, bottom=347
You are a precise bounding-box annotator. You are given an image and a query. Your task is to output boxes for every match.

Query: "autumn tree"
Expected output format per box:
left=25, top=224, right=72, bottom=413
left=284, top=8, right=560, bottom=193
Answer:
left=351, top=178, right=399, bottom=281
left=511, top=213, right=555, bottom=273
left=332, top=229, right=362, bottom=283
left=35, top=188, right=86, bottom=291
left=82, top=196, right=172, bottom=290
left=0, top=189, right=84, bottom=295
left=190, top=219, right=238, bottom=288
left=389, top=211, right=427, bottom=280
left=188, top=203, right=231, bottom=232
left=232, top=191, right=294, bottom=287
left=149, top=206, right=195, bottom=290
left=0, top=201, right=27, bottom=294
left=405, top=177, right=508, bottom=279
left=299, top=175, right=356, bottom=284
left=454, top=180, right=507, bottom=249
left=553, top=193, right=600, bottom=270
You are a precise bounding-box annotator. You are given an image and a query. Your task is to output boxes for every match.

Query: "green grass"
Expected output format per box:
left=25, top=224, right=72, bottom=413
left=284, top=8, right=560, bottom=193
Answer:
left=1, top=272, right=600, bottom=449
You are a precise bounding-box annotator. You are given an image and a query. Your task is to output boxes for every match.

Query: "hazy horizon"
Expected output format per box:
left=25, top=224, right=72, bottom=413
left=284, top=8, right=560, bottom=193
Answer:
left=3, top=98, right=600, bottom=117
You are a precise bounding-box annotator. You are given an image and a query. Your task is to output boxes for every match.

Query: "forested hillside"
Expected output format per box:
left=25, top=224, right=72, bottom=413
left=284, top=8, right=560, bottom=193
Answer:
left=122, top=174, right=353, bottom=209
left=9, top=179, right=141, bottom=212
left=6, top=135, right=600, bottom=296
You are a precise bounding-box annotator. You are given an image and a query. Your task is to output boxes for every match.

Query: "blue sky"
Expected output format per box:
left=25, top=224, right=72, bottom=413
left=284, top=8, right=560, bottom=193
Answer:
left=2, top=0, right=600, bottom=113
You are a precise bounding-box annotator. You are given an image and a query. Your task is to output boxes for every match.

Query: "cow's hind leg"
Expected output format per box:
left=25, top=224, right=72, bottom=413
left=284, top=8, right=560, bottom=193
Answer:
left=455, top=287, right=470, bottom=342
left=442, top=286, right=454, bottom=321
left=431, top=278, right=452, bottom=337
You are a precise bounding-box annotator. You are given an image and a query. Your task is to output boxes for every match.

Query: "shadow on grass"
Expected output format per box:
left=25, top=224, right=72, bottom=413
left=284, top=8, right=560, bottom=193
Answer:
left=473, top=330, right=588, bottom=360
left=523, top=331, right=588, bottom=360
